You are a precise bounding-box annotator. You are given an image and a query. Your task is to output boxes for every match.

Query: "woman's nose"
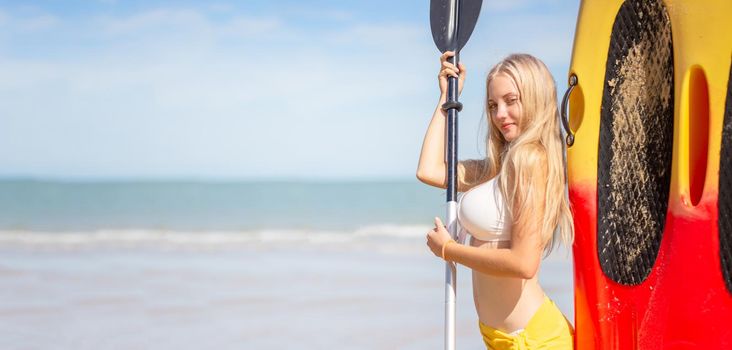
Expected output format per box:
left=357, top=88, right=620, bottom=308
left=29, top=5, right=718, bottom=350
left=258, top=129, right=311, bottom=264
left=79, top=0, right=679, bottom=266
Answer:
left=495, top=104, right=509, bottom=120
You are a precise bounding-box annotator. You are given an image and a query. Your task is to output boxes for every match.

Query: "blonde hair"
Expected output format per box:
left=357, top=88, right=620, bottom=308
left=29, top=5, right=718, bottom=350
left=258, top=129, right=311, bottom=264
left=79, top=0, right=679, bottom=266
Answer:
left=482, top=53, right=574, bottom=255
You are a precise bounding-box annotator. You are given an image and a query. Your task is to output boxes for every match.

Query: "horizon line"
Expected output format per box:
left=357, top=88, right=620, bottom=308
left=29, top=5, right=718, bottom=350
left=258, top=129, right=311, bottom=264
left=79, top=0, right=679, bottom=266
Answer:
left=0, top=175, right=420, bottom=184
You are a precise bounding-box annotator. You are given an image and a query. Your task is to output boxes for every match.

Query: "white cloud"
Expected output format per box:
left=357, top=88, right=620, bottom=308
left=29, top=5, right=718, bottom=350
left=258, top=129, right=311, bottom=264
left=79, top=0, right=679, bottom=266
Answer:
left=326, top=22, right=422, bottom=48
left=18, top=13, right=58, bottom=30
left=219, top=17, right=282, bottom=37
left=483, top=0, right=565, bottom=12
left=88, top=8, right=289, bottom=51
left=0, top=10, right=60, bottom=32
left=97, top=8, right=208, bottom=35
left=295, top=8, right=354, bottom=22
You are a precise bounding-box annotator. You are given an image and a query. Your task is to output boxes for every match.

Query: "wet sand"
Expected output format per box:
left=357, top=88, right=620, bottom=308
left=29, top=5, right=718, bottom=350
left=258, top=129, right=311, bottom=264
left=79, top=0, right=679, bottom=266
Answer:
left=0, top=233, right=572, bottom=349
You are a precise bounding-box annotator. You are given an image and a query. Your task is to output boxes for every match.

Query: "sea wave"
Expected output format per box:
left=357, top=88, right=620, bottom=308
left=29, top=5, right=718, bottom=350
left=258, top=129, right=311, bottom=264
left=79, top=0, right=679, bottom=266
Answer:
left=0, top=225, right=431, bottom=251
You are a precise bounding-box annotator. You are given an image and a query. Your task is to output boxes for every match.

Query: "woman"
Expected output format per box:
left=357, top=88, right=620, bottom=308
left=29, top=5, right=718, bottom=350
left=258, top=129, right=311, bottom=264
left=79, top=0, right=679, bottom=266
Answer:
left=416, top=52, right=574, bottom=348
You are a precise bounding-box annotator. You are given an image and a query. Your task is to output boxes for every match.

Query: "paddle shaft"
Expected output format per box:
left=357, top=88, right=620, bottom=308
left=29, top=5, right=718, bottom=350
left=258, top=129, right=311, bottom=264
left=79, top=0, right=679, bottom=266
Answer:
left=444, top=56, right=460, bottom=350
left=445, top=58, right=459, bottom=203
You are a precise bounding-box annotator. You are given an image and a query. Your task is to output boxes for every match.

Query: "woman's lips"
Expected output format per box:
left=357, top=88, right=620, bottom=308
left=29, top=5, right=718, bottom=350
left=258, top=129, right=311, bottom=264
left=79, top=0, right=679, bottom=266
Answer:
left=501, top=123, right=514, bottom=130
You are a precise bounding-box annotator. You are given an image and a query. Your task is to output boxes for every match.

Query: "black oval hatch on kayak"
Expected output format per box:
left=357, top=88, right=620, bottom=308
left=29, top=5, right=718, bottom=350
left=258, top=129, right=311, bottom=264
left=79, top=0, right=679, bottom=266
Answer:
left=597, top=0, right=674, bottom=286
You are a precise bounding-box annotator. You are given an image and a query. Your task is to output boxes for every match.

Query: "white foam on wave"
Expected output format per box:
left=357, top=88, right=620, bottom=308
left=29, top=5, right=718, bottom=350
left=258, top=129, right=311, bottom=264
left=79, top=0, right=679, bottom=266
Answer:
left=352, top=224, right=430, bottom=238
left=0, top=225, right=429, bottom=251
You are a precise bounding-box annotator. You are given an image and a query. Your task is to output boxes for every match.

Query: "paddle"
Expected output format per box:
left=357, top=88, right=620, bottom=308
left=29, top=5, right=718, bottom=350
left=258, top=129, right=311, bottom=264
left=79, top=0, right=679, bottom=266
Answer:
left=429, top=1, right=483, bottom=349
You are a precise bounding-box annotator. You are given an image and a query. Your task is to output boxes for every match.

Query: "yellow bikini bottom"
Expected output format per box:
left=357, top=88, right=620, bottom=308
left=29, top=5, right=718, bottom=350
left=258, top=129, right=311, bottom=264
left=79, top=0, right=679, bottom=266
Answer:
left=478, top=296, right=574, bottom=349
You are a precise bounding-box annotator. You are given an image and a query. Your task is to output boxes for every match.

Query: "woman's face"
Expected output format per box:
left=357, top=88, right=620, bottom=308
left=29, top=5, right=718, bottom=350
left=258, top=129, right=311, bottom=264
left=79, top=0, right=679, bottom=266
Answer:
left=488, top=73, right=522, bottom=142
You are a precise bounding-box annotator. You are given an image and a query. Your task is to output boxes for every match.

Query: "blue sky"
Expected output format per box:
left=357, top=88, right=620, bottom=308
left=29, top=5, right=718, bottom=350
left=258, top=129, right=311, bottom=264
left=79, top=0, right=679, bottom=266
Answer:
left=0, top=0, right=579, bottom=180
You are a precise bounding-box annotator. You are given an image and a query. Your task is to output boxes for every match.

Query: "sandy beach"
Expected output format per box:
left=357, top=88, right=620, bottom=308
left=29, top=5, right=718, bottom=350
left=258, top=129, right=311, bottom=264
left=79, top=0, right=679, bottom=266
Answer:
left=0, top=230, right=572, bottom=349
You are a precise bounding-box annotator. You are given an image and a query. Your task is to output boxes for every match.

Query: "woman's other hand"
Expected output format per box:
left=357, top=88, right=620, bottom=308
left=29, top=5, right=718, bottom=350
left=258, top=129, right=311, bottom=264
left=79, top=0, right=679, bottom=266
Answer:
left=426, top=216, right=453, bottom=258
left=438, top=51, right=466, bottom=97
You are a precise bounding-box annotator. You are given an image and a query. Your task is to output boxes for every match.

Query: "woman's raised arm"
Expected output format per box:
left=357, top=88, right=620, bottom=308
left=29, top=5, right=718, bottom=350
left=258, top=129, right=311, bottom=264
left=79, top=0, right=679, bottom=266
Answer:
left=416, top=51, right=484, bottom=191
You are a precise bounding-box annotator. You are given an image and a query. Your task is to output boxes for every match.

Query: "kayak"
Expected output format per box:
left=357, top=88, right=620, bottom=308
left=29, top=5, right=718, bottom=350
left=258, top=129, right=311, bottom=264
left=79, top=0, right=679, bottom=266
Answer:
left=566, top=0, right=732, bottom=348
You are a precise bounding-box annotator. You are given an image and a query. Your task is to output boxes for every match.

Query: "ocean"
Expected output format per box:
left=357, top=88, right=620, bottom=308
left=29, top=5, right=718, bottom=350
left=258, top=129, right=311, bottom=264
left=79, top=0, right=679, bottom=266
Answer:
left=0, top=179, right=445, bottom=231
left=0, top=180, right=573, bottom=349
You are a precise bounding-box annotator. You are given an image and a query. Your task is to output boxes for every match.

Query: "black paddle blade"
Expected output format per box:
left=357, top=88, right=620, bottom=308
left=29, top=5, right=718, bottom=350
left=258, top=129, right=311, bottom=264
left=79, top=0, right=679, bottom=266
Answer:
left=430, top=0, right=483, bottom=53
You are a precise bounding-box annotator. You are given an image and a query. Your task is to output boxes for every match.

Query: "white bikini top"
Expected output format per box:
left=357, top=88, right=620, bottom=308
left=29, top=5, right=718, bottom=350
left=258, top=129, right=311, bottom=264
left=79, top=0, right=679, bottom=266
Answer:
left=457, top=177, right=512, bottom=242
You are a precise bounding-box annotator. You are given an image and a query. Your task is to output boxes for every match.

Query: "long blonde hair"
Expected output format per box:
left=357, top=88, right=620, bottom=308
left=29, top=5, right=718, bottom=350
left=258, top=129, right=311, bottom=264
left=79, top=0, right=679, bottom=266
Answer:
left=483, top=54, right=574, bottom=254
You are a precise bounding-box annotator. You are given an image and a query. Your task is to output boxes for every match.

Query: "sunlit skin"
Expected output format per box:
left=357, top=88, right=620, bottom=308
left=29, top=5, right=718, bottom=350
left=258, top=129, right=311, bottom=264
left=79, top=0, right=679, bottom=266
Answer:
left=487, top=74, right=522, bottom=143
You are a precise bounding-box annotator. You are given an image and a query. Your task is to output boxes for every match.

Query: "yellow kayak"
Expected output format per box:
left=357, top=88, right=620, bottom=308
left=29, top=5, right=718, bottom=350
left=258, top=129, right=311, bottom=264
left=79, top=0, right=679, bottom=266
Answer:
left=566, top=0, right=732, bottom=348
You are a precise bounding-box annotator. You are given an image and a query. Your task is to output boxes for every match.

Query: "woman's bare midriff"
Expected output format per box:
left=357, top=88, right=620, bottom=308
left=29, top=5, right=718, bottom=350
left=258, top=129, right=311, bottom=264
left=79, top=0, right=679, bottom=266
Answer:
left=470, top=236, right=546, bottom=333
